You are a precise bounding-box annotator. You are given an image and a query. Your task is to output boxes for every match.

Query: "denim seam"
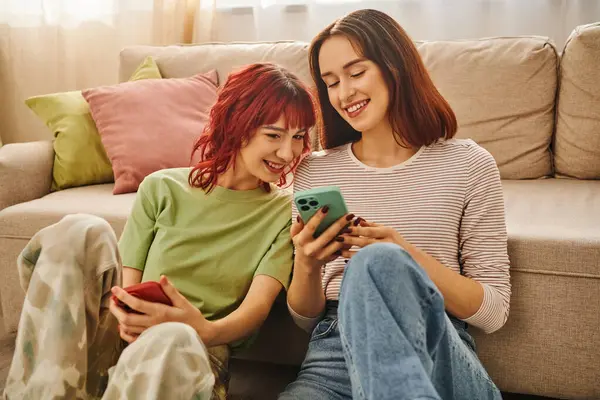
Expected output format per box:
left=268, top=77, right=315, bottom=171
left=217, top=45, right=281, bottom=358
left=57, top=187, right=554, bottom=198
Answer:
left=310, top=319, right=338, bottom=342
left=367, top=259, right=442, bottom=350
left=417, top=287, right=440, bottom=310
left=337, top=322, right=367, bottom=400
left=456, top=346, right=496, bottom=385
left=358, top=256, right=445, bottom=397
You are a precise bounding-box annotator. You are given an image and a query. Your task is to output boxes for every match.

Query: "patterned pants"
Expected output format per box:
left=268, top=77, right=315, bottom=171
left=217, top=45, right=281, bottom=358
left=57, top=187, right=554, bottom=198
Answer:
left=3, top=214, right=230, bottom=400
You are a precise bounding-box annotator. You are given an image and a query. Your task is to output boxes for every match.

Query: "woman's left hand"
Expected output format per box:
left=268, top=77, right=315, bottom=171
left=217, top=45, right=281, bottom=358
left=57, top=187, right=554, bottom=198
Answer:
left=337, top=219, right=410, bottom=259
left=109, top=275, right=215, bottom=344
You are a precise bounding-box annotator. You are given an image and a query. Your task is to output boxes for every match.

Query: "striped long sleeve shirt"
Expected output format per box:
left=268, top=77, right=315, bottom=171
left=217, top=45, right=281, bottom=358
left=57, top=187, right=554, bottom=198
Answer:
left=291, top=138, right=511, bottom=334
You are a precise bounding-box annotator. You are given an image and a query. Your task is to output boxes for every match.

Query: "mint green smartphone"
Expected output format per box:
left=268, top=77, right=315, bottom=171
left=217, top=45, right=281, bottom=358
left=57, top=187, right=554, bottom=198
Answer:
left=294, top=186, right=349, bottom=237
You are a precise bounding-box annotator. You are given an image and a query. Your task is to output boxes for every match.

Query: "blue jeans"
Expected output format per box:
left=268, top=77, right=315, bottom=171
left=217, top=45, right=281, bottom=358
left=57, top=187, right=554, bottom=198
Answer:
left=279, top=243, right=502, bottom=400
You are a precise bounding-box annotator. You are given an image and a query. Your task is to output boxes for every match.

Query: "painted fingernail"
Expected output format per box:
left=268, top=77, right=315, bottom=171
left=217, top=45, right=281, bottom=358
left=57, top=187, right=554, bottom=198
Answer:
left=341, top=227, right=352, bottom=234
left=296, top=215, right=301, bottom=223
left=353, top=217, right=363, bottom=226
left=344, top=260, right=349, bottom=264
left=322, top=206, right=329, bottom=214
left=335, top=236, right=344, bottom=242
left=345, top=213, right=355, bottom=221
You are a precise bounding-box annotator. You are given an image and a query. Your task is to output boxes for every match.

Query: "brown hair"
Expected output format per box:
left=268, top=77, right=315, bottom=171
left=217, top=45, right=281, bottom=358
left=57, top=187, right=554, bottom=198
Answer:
left=309, top=9, right=457, bottom=150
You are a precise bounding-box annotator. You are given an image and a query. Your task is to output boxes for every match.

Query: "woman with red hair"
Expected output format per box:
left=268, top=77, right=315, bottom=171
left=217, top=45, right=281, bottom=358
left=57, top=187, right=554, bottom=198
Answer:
left=4, top=63, right=314, bottom=400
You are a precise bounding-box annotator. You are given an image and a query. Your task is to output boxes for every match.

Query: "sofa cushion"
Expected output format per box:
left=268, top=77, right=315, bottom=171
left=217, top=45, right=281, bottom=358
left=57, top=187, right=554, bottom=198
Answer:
left=555, top=22, right=600, bottom=179
left=417, top=38, right=557, bottom=179
left=25, top=57, right=163, bottom=191
left=502, top=179, right=600, bottom=276
left=82, top=71, right=218, bottom=194
left=0, top=184, right=134, bottom=239
left=119, top=42, right=311, bottom=86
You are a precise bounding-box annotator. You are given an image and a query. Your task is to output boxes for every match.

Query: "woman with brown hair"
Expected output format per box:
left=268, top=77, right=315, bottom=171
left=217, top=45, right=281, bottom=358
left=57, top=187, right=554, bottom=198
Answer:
left=279, top=9, right=509, bottom=400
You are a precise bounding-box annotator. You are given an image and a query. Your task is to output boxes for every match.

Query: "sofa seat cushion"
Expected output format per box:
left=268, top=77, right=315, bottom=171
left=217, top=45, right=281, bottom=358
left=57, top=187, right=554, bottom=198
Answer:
left=503, top=179, right=600, bottom=276
left=473, top=179, right=600, bottom=398
left=2, top=179, right=597, bottom=278
left=0, top=184, right=135, bottom=239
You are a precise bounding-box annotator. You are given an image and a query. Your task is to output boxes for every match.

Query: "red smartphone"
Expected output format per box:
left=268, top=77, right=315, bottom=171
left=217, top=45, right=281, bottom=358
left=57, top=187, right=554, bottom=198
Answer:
left=112, top=281, right=173, bottom=314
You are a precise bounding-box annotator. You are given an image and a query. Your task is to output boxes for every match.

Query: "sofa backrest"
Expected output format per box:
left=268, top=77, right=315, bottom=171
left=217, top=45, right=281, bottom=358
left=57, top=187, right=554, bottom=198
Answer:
left=120, top=41, right=311, bottom=85
left=554, top=22, right=600, bottom=180
left=416, top=38, right=557, bottom=179
left=120, top=27, right=597, bottom=180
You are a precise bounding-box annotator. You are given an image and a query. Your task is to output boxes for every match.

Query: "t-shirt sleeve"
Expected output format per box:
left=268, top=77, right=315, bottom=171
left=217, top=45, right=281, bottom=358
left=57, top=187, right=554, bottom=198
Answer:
left=254, top=219, right=294, bottom=290
left=459, top=143, right=511, bottom=334
left=118, top=179, right=157, bottom=271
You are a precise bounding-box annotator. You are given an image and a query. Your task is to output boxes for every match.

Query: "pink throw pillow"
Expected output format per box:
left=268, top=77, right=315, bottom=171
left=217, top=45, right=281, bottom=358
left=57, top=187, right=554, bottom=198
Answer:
left=82, top=71, right=218, bottom=194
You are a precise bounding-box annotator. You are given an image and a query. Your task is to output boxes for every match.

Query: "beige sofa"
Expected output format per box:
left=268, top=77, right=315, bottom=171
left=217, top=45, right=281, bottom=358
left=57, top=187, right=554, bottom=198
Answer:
left=1, top=22, right=600, bottom=399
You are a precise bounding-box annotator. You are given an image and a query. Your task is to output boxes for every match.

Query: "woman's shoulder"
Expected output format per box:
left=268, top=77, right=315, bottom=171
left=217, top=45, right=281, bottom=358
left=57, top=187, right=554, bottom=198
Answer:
left=137, top=168, right=191, bottom=198
left=141, top=167, right=189, bottom=187
left=305, top=143, right=348, bottom=160
left=294, top=145, right=350, bottom=183
left=301, top=144, right=350, bottom=166
left=429, top=138, right=496, bottom=165
left=431, top=137, right=479, bottom=151
left=427, top=139, right=500, bottom=186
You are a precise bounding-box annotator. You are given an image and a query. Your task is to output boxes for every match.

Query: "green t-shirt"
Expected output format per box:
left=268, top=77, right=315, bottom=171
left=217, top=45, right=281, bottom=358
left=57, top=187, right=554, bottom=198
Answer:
left=118, top=168, right=293, bottom=324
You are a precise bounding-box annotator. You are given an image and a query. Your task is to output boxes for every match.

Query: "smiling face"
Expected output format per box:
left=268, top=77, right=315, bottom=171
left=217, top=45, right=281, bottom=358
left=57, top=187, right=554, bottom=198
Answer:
left=237, top=114, right=307, bottom=187
left=318, top=35, right=390, bottom=135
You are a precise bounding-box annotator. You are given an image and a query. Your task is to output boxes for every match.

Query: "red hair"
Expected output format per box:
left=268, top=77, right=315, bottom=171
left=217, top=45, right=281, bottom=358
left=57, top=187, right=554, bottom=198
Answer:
left=189, top=63, right=315, bottom=192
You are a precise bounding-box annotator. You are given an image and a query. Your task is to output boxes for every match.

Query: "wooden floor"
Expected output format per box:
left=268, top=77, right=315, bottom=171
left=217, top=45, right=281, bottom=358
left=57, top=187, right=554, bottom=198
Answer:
left=0, top=329, right=557, bottom=400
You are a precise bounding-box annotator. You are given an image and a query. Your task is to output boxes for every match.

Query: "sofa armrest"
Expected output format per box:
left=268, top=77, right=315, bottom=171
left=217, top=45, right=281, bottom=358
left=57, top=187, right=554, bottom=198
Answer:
left=0, top=141, right=54, bottom=211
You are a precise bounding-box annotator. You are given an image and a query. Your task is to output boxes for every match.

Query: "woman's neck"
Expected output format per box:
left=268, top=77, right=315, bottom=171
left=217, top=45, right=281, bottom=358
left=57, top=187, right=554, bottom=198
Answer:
left=217, top=163, right=261, bottom=191
left=353, top=123, right=418, bottom=168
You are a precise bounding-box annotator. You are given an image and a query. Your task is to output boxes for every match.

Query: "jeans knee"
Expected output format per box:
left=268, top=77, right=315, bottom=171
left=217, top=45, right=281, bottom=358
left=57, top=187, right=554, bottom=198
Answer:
left=357, top=242, right=407, bottom=259
left=341, top=242, right=439, bottom=303
left=345, top=242, right=415, bottom=281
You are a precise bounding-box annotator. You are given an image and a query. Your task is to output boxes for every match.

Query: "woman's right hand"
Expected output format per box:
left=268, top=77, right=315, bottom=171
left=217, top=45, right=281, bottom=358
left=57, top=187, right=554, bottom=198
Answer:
left=291, top=207, right=356, bottom=272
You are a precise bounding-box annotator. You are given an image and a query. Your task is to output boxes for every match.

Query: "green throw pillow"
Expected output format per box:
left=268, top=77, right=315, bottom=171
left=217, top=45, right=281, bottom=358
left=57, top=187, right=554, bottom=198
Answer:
left=25, top=56, right=162, bottom=191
